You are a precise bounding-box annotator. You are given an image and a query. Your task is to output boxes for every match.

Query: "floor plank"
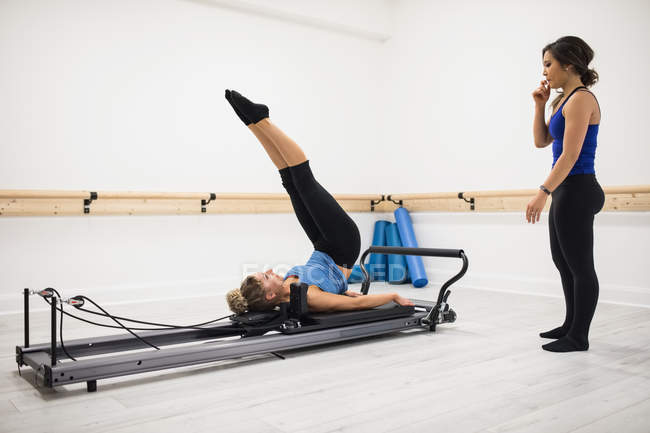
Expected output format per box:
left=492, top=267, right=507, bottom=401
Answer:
left=2, top=284, right=649, bottom=433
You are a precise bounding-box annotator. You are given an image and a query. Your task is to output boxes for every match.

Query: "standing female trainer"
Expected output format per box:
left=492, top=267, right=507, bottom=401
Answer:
left=529, top=36, right=605, bottom=352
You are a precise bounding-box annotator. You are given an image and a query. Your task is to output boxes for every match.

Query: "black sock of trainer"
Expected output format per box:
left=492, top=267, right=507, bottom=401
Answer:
left=542, top=336, right=589, bottom=353
left=225, top=90, right=251, bottom=125
left=229, top=90, right=269, bottom=124
left=539, top=325, right=569, bottom=339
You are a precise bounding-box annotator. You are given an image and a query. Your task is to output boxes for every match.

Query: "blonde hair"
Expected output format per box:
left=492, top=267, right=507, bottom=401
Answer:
left=225, top=274, right=276, bottom=314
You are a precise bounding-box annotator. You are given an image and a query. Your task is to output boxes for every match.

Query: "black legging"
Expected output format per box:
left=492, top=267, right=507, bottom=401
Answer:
left=279, top=160, right=361, bottom=269
left=549, top=174, right=605, bottom=345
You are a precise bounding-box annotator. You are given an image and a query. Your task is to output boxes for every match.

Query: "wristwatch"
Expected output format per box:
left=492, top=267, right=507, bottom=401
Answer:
left=539, top=185, right=551, bottom=195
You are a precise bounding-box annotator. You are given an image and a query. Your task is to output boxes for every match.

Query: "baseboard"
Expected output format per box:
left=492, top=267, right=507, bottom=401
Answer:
left=425, top=267, right=650, bottom=308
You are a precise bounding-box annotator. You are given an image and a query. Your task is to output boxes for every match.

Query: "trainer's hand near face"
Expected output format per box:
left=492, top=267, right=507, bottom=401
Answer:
left=532, top=80, right=551, bottom=105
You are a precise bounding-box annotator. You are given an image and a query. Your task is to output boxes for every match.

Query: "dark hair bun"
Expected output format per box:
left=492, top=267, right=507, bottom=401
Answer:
left=581, top=68, right=599, bottom=87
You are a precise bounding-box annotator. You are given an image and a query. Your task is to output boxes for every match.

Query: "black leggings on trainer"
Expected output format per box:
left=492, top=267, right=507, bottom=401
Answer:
left=549, top=174, right=605, bottom=345
left=279, top=160, right=361, bottom=269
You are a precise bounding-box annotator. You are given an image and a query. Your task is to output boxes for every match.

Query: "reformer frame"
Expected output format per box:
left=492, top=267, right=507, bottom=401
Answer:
left=16, top=246, right=468, bottom=392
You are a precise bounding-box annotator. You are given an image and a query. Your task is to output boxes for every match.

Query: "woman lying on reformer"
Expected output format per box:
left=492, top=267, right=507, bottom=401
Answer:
left=224, top=90, right=414, bottom=314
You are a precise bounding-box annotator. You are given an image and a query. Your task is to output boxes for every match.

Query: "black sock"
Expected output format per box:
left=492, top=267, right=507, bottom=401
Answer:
left=225, top=90, right=251, bottom=125
left=539, top=325, right=568, bottom=339
left=542, top=336, right=589, bottom=352
left=228, top=90, right=269, bottom=124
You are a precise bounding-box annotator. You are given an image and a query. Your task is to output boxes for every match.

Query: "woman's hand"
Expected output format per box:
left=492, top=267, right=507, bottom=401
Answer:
left=526, top=190, right=549, bottom=224
left=532, top=80, right=551, bottom=106
left=393, top=294, right=415, bottom=306
left=344, top=290, right=362, bottom=297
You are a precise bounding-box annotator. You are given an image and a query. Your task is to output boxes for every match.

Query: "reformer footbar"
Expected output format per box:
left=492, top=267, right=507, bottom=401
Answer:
left=16, top=246, right=468, bottom=392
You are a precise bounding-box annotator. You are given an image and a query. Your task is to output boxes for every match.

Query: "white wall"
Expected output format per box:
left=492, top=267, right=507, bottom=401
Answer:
left=0, top=0, right=389, bottom=193
left=0, top=212, right=383, bottom=314
left=410, top=212, right=650, bottom=307
left=381, top=0, right=650, bottom=192
left=1, top=0, right=649, bottom=312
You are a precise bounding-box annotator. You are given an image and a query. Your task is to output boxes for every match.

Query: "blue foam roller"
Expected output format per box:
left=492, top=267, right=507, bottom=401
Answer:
left=347, top=264, right=364, bottom=283
left=385, top=223, right=409, bottom=284
left=394, top=207, right=428, bottom=288
left=368, top=220, right=390, bottom=281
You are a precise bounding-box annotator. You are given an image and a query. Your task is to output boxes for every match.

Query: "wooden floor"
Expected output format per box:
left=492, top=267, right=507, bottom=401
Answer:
left=1, top=283, right=649, bottom=433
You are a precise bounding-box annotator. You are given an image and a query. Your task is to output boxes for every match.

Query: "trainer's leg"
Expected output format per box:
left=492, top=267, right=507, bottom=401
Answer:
left=543, top=178, right=602, bottom=353
left=540, top=200, right=575, bottom=339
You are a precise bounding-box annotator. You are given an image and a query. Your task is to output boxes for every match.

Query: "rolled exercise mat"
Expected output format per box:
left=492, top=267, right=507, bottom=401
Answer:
left=368, top=220, right=390, bottom=281
left=394, top=207, right=428, bottom=288
left=385, top=222, right=409, bottom=284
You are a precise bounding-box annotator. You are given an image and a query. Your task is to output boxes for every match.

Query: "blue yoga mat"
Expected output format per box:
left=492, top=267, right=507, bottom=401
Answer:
left=394, top=207, right=428, bottom=288
left=385, top=222, right=409, bottom=284
left=367, top=220, right=390, bottom=281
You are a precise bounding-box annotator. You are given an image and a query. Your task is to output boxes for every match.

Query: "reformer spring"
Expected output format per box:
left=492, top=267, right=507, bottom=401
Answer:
left=33, top=288, right=234, bottom=362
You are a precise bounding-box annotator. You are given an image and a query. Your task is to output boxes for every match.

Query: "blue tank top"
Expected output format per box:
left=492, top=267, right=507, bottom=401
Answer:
left=284, top=250, right=348, bottom=295
left=548, top=86, right=600, bottom=175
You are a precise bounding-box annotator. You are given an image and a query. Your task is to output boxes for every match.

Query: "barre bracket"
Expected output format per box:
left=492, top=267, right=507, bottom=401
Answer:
left=386, top=195, right=403, bottom=207
left=458, top=193, right=475, bottom=211
left=201, top=193, right=216, bottom=213
left=84, top=192, right=97, bottom=214
left=370, top=195, right=385, bottom=212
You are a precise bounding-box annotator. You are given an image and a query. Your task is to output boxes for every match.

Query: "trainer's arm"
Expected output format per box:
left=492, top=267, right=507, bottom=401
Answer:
left=306, top=286, right=411, bottom=312
left=533, top=105, right=553, bottom=148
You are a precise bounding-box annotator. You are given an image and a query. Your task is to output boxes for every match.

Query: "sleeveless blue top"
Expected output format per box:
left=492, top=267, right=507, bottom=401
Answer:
left=284, top=250, right=348, bottom=295
left=548, top=87, right=600, bottom=175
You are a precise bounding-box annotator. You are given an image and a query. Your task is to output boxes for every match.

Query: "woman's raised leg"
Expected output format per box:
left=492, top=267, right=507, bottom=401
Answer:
left=247, top=124, right=289, bottom=170
left=225, top=89, right=360, bottom=268
left=252, top=119, right=307, bottom=167
left=225, top=90, right=323, bottom=246
left=226, top=89, right=307, bottom=167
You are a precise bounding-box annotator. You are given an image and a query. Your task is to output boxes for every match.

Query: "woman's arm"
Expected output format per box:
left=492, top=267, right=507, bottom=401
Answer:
left=532, top=80, right=552, bottom=148
left=526, top=92, right=593, bottom=223
left=307, top=286, right=413, bottom=313
left=533, top=104, right=553, bottom=148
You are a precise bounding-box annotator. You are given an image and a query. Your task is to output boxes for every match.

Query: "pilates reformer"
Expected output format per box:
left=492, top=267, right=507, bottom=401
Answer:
left=15, top=246, right=468, bottom=392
